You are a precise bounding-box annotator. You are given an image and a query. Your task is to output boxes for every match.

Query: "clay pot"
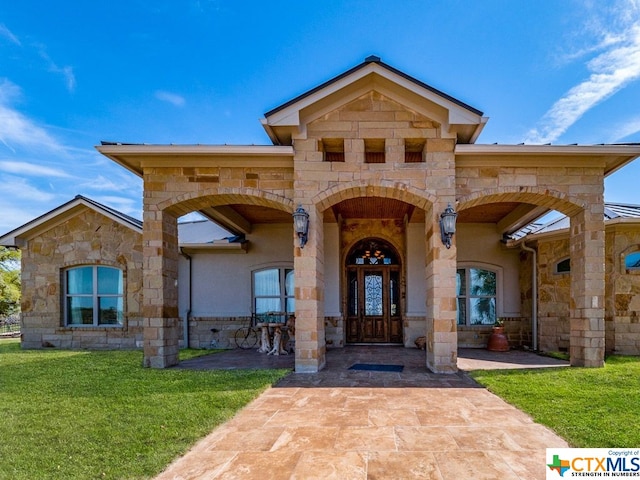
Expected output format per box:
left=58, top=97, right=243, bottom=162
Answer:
left=487, top=326, right=510, bottom=352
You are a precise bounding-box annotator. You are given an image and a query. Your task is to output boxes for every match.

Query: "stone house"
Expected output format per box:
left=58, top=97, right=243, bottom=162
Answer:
left=2, top=56, right=640, bottom=373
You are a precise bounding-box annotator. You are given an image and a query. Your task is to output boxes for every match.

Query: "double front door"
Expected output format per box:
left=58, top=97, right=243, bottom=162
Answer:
left=346, top=266, right=402, bottom=343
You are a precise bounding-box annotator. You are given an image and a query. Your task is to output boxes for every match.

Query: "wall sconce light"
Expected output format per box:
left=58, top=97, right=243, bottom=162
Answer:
left=292, top=205, right=309, bottom=248
left=439, top=203, right=458, bottom=249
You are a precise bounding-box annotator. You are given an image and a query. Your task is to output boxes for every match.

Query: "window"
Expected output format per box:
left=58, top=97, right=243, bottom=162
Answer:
left=555, top=258, right=571, bottom=274
left=626, top=251, right=640, bottom=270
left=457, top=267, right=497, bottom=326
left=364, top=138, right=385, bottom=163
left=348, top=239, right=396, bottom=265
left=65, top=266, right=123, bottom=326
left=253, top=267, right=294, bottom=319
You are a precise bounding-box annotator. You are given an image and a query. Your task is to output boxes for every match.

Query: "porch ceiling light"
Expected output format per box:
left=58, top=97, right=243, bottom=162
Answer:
left=292, top=205, right=310, bottom=248
left=440, top=203, right=458, bottom=249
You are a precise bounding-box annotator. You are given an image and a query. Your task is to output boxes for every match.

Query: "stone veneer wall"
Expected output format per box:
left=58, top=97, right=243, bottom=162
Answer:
left=457, top=318, right=531, bottom=349
left=294, top=90, right=458, bottom=373
left=529, top=226, right=640, bottom=355
left=606, top=226, right=640, bottom=354
left=20, top=209, right=143, bottom=349
left=189, top=316, right=252, bottom=348
left=536, top=238, right=571, bottom=352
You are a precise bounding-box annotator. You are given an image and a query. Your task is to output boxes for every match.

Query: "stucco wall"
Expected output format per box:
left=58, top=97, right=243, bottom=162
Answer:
left=405, top=222, right=427, bottom=347
left=456, top=223, right=522, bottom=347
left=457, top=223, right=521, bottom=316
left=323, top=223, right=342, bottom=347
left=178, top=223, right=294, bottom=348
left=20, top=209, right=143, bottom=349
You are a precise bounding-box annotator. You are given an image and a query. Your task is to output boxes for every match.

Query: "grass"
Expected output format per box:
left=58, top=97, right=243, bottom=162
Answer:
left=469, top=355, right=640, bottom=448
left=0, top=338, right=290, bottom=480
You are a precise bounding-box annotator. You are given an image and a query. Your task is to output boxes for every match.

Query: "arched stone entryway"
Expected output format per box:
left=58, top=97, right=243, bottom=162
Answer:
left=291, top=182, right=458, bottom=374
left=142, top=187, right=293, bottom=368
left=457, top=187, right=605, bottom=367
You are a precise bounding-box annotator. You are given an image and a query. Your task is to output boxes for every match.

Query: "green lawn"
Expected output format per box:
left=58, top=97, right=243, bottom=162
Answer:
left=470, top=355, right=640, bottom=448
left=0, top=338, right=290, bottom=480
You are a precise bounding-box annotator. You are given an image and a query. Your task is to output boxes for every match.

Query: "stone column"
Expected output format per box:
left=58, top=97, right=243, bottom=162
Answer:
left=425, top=202, right=458, bottom=373
left=293, top=205, right=326, bottom=373
left=570, top=206, right=605, bottom=367
left=142, top=207, right=180, bottom=368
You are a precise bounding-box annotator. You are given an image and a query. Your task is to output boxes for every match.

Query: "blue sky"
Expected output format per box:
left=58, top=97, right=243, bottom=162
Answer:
left=1, top=0, right=640, bottom=232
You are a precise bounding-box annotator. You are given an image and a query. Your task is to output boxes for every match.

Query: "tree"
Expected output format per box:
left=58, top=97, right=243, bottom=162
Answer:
left=0, top=246, right=21, bottom=316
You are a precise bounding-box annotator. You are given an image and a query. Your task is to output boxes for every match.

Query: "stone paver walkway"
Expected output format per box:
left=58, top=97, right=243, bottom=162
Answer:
left=158, top=347, right=569, bottom=479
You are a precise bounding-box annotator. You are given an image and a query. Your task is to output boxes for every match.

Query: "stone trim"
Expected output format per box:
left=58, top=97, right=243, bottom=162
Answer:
left=456, top=187, right=585, bottom=216
left=314, top=180, right=435, bottom=212
left=158, top=187, right=294, bottom=216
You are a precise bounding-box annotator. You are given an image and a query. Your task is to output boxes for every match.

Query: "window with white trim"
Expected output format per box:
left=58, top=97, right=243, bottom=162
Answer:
left=64, top=266, right=124, bottom=326
left=456, top=267, right=497, bottom=326
left=625, top=251, right=640, bottom=270
left=253, top=267, right=294, bottom=319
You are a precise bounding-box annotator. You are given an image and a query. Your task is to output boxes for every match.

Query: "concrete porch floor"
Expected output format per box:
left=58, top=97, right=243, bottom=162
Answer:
left=159, top=347, right=569, bottom=479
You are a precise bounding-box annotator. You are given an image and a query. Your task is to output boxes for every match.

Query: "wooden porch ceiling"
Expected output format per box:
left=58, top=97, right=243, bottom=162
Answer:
left=198, top=199, right=547, bottom=237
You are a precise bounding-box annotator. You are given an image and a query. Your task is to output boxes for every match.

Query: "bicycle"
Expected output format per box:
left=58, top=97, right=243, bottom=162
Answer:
left=234, top=317, right=259, bottom=349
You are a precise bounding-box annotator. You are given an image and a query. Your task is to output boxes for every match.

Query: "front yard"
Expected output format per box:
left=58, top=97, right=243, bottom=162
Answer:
left=3, top=337, right=640, bottom=479
left=470, top=355, right=640, bottom=447
left=0, top=339, right=289, bottom=480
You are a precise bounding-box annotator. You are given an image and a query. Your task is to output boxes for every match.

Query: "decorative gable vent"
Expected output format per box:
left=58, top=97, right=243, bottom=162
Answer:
left=365, top=139, right=385, bottom=163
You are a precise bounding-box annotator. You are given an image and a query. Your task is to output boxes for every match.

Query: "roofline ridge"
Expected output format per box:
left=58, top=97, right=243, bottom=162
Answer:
left=264, top=56, right=483, bottom=118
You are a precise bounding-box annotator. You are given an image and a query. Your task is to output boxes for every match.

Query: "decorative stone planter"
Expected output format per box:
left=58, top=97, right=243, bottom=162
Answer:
left=487, top=326, right=510, bottom=352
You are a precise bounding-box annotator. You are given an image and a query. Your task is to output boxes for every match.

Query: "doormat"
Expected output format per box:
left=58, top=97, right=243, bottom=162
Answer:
left=348, top=363, right=404, bottom=372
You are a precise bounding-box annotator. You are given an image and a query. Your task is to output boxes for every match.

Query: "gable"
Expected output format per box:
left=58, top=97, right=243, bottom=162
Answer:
left=262, top=57, right=486, bottom=146
left=308, top=91, right=442, bottom=141
left=0, top=196, right=142, bottom=248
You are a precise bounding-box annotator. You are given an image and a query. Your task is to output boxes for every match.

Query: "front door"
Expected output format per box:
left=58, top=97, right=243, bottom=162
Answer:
left=345, top=239, right=402, bottom=344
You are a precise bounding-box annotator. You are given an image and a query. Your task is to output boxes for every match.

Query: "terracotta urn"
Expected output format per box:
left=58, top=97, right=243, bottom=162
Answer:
left=487, top=325, right=510, bottom=352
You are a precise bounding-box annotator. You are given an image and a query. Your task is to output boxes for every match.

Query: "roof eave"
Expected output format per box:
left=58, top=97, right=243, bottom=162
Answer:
left=455, top=143, right=640, bottom=175
left=96, top=144, right=295, bottom=176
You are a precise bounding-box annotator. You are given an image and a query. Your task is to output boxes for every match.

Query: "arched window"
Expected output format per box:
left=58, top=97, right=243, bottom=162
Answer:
left=626, top=251, right=640, bottom=270
left=64, top=266, right=123, bottom=326
left=252, top=267, right=294, bottom=319
left=348, top=239, right=397, bottom=265
left=457, top=267, right=497, bottom=326
left=555, top=258, right=571, bottom=274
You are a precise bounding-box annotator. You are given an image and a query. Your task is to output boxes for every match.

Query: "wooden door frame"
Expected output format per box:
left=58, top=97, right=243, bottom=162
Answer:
left=342, top=237, right=404, bottom=345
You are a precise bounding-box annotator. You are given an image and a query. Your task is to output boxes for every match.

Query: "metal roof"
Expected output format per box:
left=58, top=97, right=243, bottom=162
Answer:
left=511, top=202, right=640, bottom=241
left=264, top=55, right=484, bottom=118
left=76, top=195, right=143, bottom=229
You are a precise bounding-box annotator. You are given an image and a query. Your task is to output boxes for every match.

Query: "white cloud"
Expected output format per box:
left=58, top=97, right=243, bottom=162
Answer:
left=37, top=48, right=76, bottom=93
left=0, top=174, right=56, bottom=202
left=0, top=78, right=21, bottom=104
left=0, top=23, right=20, bottom=46
left=90, top=195, right=142, bottom=220
left=525, top=1, right=640, bottom=144
left=80, top=173, right=141, bottom=192
left=0, top=201, right=41, bottom=233
left=155, top=90, right=186, bottom=107
left=0, top=160, right=72, bottom=178
left=610, top=115, right=640, bottom=142
left=0, top=79, right=66, bottom=153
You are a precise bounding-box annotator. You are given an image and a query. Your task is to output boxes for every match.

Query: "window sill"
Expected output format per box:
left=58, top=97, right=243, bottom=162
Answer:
left=457, top=325, right=495, bottom=330
left=61, top=325, right=124, bottom=330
